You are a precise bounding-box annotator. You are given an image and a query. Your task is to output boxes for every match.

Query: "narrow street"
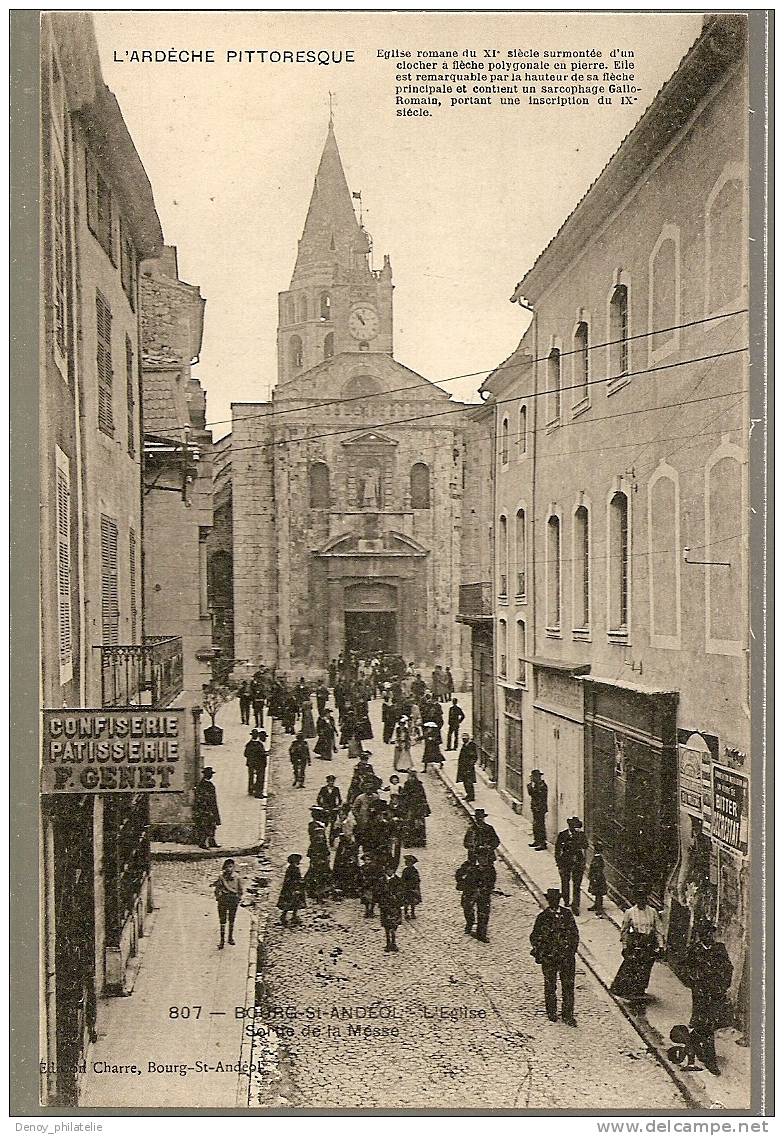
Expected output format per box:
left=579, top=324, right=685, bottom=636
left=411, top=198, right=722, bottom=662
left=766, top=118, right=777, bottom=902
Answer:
left=250, top=697, right=688, bottom=1110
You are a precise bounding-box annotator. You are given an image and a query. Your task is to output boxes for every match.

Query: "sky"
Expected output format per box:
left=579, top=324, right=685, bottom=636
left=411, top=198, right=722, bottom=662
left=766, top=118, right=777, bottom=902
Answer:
left=93, top=11, right=704, bottom=439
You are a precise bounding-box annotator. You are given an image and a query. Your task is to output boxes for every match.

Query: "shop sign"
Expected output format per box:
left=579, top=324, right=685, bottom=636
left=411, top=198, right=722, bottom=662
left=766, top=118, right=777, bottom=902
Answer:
left=710, top=764, right=749, bottom=857
left=41, top=708, right=186, bottom=794
left=678, top=744, right=708, bottom=818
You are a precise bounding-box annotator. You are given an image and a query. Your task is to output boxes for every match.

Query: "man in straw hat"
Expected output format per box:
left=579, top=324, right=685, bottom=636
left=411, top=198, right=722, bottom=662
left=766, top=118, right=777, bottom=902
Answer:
left=530, top=887, right=580, bottom=1025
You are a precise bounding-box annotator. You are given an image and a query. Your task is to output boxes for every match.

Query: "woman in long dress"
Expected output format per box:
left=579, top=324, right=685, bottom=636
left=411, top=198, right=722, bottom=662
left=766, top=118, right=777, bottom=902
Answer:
left=332, top=834, right=362, bottom=898
left=392, top=717, right=412, bottom=772
left=300, top=697, right=317, bottom=739
left=314, top=714, right=334, bottom=760
left=399, top=770, right=431, bottom=848
left=609, top=887, right=664, bottom=1001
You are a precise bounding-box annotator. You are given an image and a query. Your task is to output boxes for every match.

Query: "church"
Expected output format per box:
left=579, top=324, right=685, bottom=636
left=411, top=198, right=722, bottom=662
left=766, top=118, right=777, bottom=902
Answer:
left=227, top=121, right=473, bottom=683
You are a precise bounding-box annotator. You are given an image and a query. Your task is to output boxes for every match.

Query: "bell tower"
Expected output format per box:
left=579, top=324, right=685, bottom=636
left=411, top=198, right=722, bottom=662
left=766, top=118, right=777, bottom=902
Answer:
left=276, top=121, right=394, bottom=385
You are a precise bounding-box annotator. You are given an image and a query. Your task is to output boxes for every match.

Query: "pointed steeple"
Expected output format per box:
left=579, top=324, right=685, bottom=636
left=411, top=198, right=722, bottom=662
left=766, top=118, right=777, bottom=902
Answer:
left=290, top=122, right=370, bottom=285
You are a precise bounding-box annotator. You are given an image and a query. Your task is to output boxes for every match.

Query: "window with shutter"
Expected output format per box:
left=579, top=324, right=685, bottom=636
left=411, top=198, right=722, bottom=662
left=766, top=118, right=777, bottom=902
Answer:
left=86, top=150, right=115, bottom=263
left=100, top=515, right=120, bottom=646
left=52, top=167, right=67, bottom=360
left=55, top=451, right=73, bottom=683
left=126, top=335, right=135, bottom=456
left=120, top=219, right=136, bottom=311
left=96, top=290, right=114, bottom=437
left=129, top=528, right=138, bottom=642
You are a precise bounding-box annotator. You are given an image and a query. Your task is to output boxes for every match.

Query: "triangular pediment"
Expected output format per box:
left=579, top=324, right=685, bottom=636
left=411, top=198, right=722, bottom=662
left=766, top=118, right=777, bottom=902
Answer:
left=341, top=430, right=398, bottom=448
left=275, top=352, right=457, bottom=404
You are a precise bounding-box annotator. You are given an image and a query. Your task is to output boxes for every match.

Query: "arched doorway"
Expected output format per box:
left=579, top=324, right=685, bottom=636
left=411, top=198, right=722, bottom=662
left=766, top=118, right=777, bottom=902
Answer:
left=343, top=581, right=398, bottom=658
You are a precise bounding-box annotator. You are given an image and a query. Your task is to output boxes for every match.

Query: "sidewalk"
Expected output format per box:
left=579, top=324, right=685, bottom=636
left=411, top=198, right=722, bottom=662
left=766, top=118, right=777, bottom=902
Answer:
left=152, top=705, right=271, bottom=859
left=438, top=695, right=750, bottom=1111
left=81, top=704, right=269, bottom=1108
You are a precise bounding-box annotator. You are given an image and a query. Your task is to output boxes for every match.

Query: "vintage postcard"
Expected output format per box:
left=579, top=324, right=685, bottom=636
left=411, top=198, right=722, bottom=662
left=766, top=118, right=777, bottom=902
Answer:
left=17, top=6, right=770, bottom=1117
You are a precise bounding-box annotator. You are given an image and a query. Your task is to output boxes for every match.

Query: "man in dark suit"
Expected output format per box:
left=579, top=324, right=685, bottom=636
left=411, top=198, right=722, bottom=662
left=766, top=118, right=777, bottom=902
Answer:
left=194, top=767, right=221, bottom=848
left=554, top=816, right=588, bottom=914
left=530, top=887, right=580, bottom=1025
left=456, top=734, right=478, bottom=802
left=527, top=769, right=549, bottom=850
left=464, top=808, right=500, bottom=862
left=446, top=697, right=466, bottom=751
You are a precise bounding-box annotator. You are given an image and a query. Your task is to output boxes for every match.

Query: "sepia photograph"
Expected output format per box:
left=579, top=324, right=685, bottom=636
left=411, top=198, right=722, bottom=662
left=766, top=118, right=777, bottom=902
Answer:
left=21, top=6, right=769, bottom=1117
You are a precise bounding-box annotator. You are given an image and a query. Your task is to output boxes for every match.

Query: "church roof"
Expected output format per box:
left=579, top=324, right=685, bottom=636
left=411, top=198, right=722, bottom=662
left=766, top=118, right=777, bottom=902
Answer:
left=290, top=122, right=370, bottom=286
left=274, top=352, right=457, bottom=404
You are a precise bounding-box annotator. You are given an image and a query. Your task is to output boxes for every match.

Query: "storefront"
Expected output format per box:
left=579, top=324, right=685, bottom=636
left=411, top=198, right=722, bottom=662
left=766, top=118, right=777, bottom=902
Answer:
left=583, top=679, right=678, bottom=906
left=666, top=728, right=750, bottom=1027
left=471, top=626, right=497, bottom=780
left=530, top=661, right=589, bottom=840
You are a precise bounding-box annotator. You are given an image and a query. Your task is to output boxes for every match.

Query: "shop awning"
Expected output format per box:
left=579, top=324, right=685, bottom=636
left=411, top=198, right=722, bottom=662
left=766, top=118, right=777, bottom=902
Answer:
left=523, top=656, right=591, bottom=675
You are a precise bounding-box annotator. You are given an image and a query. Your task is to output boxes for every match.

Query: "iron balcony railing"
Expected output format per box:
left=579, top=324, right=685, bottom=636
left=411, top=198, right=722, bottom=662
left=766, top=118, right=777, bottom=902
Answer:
left=98, top=635, right=183, bottom=708
left=458, top=581, right=493, bottom=621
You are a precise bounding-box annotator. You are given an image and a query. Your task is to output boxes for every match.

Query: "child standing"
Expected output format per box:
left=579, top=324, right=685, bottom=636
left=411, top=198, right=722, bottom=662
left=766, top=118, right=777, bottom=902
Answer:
left=213, top=859, right=244, bottom=949
left=378, top=866, right=404, bottom=952
left=588, top=839, right=607, bottom=916
left=277, top=853, right=307, bottom=927
left=401, top=854, right=422, bottom=919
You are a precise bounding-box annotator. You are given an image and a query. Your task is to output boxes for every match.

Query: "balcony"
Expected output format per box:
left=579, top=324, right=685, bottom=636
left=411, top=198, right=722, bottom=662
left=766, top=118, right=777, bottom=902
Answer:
left=457, top=581, right=493, bottom=624
left=98, top=635, right=184, bottom=708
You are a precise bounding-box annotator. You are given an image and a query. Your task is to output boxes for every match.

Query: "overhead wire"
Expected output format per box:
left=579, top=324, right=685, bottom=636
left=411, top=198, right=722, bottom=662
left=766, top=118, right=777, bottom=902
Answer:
left=197, top=307, right=748, bottom=431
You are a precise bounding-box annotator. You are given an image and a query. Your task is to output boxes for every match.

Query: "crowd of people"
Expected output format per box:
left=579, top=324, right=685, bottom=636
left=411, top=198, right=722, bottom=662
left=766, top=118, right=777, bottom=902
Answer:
left=225, top=656, right=733, bottom=1072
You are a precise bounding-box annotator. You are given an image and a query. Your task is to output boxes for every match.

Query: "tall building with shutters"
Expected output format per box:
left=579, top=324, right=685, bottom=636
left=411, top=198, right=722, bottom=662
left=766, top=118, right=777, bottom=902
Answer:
left=229, top=122, right=473, bottom=682
left=39, top=13, right=178, bottom=1105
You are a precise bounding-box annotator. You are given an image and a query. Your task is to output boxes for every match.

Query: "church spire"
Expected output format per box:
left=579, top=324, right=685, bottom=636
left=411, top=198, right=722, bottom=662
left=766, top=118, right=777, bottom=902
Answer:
left=290, top=121, right=370, bottom=286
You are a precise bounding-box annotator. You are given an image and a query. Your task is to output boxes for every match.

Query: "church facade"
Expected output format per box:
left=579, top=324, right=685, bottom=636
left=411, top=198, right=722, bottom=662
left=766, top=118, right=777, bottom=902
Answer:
left=229, top=123, right=472, bottom=683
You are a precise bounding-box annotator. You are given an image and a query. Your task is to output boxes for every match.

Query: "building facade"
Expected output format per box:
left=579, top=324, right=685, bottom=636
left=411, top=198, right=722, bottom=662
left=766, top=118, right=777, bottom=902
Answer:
left=38, top=14, right=188, bottom=1105
left=484, top=14, right=749, bottom=1016
left=230, top=123, right=472, bottom=682
left=140, top=247, right=212, bottom=839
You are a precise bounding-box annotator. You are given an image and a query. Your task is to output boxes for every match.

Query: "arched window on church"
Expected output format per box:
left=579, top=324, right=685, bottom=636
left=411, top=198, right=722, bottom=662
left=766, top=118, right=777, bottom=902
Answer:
left=410, top=462, right=430, bottom=510
left=309, top=462, right=330, bottom=509
left=289, top=335, right=303, bottom=372
left=298, top=295, right=308, bottom=322
left=344, top=375, right=381, bottom=399
left=323, top=332, right=335, bottom=361
left=320, top=292, right=331, bottom=321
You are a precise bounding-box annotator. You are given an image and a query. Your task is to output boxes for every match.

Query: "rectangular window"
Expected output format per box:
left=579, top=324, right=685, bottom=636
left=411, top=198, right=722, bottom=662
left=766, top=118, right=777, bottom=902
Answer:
left=499, top=620, right=507, bottom=678
left=548, top=349, right=562, bottom=423
left=100, top=515, right=120, bottom=646
left=516, top=621, right=526, bottom=685
left=129, top=528, right=138, bottom=642
left=86, top=151, right=115, bottom=263
left=55, top=449, right=73, bottom=682
left=126, top=335, right=136, bottom=457
left=610, top=285, right=629, bottom=379
left=96, top=291, right=114, bottom=437
left=547, top=515, right=561, bottom=631
left=574, top=322, right=589, bottom=405
left=120, top=219, right=136, bottom=311
left=52, top=167, right=67, bottom=360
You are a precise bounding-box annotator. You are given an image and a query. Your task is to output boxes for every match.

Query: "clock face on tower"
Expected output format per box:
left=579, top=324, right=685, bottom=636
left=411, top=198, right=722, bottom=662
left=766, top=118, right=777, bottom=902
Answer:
left=348, top=305, right=380, bottom=341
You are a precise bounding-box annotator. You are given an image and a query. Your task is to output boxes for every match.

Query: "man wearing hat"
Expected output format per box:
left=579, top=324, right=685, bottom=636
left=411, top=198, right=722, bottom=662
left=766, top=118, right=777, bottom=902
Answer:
left=684, top=919, right=733, bottom=1076
left=289, top=731, right=311, bottom=789
left=401, top=854, right=422, bottom=918
left=194, top=767, right=221, bottom=849
left=554, top=816, right=588, bottom=914
left=527, top=769, right=548, bottom=851
left=244, top=728, right=268, bottom=797
left=317, top=776, right=343, bottom=843
left=456, top=846, right=496, bottom=941
left=530, top=887, right=580, bottom=1025
left=456, top=734, right=478, bottom=802
left=277, top=853, right=306, bottom=926
left=464, top=809, right=500, bottom=862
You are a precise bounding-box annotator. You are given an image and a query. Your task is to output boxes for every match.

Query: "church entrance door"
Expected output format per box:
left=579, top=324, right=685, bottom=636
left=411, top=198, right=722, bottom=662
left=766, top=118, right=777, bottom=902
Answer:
left=345, top=610, right=397, bottom=658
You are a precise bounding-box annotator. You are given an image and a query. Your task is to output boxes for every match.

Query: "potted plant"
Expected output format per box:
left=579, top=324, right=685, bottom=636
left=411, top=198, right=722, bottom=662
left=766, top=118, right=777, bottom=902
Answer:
left=201, top=679, right=235, bottom=745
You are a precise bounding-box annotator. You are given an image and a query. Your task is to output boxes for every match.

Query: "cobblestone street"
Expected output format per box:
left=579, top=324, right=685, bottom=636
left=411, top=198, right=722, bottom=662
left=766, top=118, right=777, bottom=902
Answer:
left=250, top=699, right=688, bottom=1110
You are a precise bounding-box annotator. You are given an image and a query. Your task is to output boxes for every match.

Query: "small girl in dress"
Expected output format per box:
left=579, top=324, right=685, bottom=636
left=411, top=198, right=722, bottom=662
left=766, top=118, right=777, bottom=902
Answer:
left=401, top=854, right=422, bottom=919
left=277, top=853, right=306, bottom=927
